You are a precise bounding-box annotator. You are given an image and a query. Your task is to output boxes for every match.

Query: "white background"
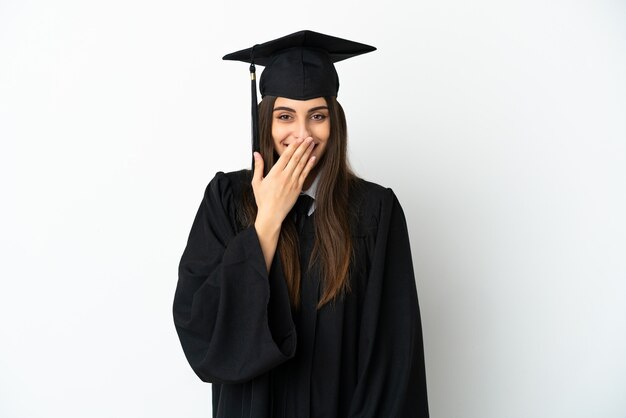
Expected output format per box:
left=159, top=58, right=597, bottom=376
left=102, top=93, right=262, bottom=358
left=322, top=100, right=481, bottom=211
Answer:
left=1, top=0, right=625, bottom=417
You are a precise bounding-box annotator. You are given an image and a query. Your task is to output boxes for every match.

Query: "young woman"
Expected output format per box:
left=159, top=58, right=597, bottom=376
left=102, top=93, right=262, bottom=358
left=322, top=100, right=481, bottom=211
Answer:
left=173, top=30, right=429, bottom=417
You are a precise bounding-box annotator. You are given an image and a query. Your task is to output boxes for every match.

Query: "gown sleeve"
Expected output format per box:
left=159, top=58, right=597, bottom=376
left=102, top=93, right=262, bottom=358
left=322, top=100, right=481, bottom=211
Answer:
left=172, top=172, right=296, bottom=385
left=348, top=189, right=430, bottom=417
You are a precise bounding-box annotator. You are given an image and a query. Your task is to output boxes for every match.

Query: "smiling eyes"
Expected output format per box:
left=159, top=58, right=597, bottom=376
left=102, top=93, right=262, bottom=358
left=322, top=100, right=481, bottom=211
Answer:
left=276, top=113, right=328, bottom=122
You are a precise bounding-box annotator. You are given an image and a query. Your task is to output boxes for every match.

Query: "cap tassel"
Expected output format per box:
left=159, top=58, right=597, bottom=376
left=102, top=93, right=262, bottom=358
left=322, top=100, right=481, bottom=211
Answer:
left=250, top=45, right=259, bottom=171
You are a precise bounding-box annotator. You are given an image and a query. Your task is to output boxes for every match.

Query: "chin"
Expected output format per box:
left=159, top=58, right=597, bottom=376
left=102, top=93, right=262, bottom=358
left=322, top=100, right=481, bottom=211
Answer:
left=313, top=149, right=327, bottom=161
left=313, top=151, right=327, bottom=166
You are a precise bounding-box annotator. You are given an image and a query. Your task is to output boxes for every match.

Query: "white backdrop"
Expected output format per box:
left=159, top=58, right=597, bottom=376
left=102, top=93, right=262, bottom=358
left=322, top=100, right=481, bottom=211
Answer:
left=1, top=1, right=625, bottom=417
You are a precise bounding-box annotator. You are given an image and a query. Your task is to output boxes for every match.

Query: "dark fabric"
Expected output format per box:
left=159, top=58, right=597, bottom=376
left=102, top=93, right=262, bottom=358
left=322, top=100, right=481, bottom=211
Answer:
left=222, top=30, right=376, bottom=100
left=173, top=169, right=429, bottom=418
left=292, top=194, right=314, bottom=233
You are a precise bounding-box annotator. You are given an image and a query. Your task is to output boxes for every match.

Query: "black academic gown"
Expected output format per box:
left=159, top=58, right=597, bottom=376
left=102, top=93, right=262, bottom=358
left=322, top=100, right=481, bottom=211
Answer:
left=173, top=170, right=429, bottom=418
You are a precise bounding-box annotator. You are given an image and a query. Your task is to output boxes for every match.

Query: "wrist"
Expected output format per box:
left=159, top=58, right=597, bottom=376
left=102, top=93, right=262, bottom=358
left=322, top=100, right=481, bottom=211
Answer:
left=254, top=215, right=282, bottom=238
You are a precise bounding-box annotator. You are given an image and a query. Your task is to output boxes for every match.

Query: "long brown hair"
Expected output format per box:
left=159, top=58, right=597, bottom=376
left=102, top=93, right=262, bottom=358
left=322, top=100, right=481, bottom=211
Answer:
left=240, top=96, right=355, bottom=309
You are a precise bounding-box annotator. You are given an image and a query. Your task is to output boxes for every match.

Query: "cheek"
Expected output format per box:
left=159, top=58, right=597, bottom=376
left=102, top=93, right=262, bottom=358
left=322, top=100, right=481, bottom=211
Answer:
left=313, top=125, right=330, bottom=157
left=272, top=136, right=281, bottom=154
left=313, top=122, right=330, bottom=142
left=271, top=125, right=285, bottom=153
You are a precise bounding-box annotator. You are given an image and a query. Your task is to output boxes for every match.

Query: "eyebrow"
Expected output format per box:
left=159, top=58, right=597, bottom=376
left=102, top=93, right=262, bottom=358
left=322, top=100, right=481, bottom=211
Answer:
left=273, top=106, right=329, bottom=113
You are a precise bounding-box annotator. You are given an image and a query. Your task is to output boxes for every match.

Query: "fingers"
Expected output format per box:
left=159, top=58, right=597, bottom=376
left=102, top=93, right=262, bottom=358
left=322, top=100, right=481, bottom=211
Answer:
left=284, top=137, right=314, bottom=176
left=252, top=152, right=264, bottom=185
left=299, top=154, right=317, bottom=186
left=273, top=138, right=304, bottom=171
left=292, top=138, right=316, bottom=182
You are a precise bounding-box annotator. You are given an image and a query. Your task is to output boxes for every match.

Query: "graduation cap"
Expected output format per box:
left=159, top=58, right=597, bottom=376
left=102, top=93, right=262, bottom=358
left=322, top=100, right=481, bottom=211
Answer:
left=222, top=30, right=376, bottom=159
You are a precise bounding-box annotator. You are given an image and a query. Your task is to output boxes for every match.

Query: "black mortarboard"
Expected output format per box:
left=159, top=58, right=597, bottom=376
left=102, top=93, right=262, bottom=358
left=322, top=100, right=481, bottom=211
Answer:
left=222, top=30, right=376, bottom=159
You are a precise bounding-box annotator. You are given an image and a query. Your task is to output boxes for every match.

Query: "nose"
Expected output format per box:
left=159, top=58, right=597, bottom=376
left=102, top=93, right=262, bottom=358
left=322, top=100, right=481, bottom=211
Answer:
left=294, top=119, right=310, bottom=140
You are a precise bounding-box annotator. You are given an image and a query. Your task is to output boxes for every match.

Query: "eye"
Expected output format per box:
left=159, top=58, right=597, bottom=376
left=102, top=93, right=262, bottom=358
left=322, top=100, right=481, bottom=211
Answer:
left=311, top=113, right=327, bottom=121
left=276, top=113, right=293, bottom=121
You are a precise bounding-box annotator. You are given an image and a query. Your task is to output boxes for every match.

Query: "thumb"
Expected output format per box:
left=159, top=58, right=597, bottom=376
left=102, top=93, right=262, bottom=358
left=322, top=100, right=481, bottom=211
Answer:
left=252, top=152, right=264, bottom=184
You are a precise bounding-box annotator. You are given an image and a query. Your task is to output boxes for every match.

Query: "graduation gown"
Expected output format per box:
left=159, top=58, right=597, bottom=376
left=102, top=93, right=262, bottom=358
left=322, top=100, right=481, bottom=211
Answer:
left=173, top=170, right=429, bottom=417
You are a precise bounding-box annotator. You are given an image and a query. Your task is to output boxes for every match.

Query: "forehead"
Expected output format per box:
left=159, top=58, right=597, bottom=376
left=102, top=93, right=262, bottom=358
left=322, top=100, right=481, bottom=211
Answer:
left=274, top=96, right=328, bottom=110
